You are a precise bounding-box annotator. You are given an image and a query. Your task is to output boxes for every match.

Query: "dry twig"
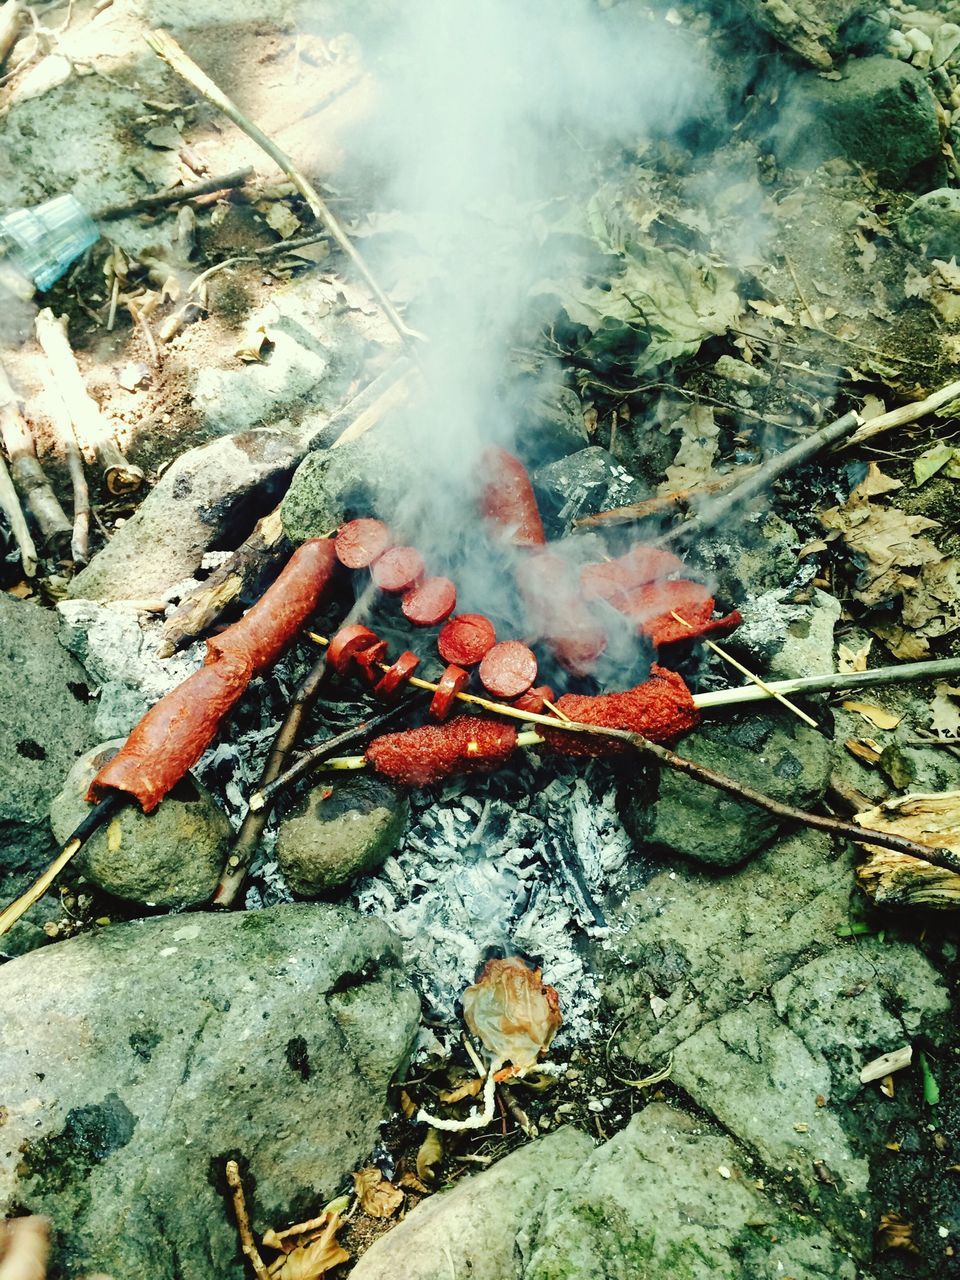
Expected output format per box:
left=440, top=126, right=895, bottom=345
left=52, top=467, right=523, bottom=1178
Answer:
left=0, top=450, right=36, bottom=575
left=225, top=1160, right=270, bottom=1280
left=0, top=361, right=71, bottom=552
left=95, top=166, right=255, bottom=220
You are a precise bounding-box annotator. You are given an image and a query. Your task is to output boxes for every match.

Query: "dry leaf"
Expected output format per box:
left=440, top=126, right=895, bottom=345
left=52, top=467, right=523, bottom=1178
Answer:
left=265, top=202, right=302, bottom=239
left=462, top=956, right=562, bottom=1070
left=870, top=623, right=929, bottom=661
left=845, top=738, right=883, bottom=766
left=352, top=1167, right=403, bottom=1220
left=841, top=701, right=903, bottom=731
left=855, top=791, right=960, bottom=859
left=235, top=324, right=275, bottom=364
left=748, top=298, right=795, bottom=324
left=398, top=1171, right=430, bottom=1193
left=416, top=1127, right=443, bottom=1184
left=265, top=1208, right=349, bottom=1279
left=929, top=683, right=960, bottom=738
left=659, top=404, right=719, bottom=493
left=852, top=462, right=902, bottom=499
left=397, top=1089, right=417, bottom=1120
left=6, top=581, right=32, bottom=599
left=838, top=640, right=871, bottom=673
left=438, top=1078, right=484, bottom=1104
left=877, top=1212, right=919, bottom=1253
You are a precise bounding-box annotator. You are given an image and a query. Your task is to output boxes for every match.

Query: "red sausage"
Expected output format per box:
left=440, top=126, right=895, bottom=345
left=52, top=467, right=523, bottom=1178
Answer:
left=366, top=716, right=518, bottom=786
left=430, top=664, right=470, bottom=720
left=374, top=651, right=421, bottom=700
left=479, top=447, right=546, bottom=547
left=335, top=518, right=392, bottom=569
left=354, top=639, right=389, bottom=684
left=402, top=576, right=457, bottom=626
left=88, top=538, right=338, bottom=812
left=371, top=546, right=425, bottom=594
left=541, top=666, right=699, bottom=758
left=580, top=545, right=688, bottom=603
left=609, top=580, right=741, bottom=647
left=438, top=613, right=497, bottom=666
left=478, top=640, right=538, bottom=699
left=512, top=684, right=555, bottom=715
left=327, top=624, right=381, bottom=674
left=515, top=551, right=607, bottom=677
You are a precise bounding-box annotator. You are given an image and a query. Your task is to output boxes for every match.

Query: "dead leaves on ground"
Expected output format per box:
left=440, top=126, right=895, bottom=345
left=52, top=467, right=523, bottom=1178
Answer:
left=821, top=463, right=960, bottom=658
left=463, top=956, right=562, bottom=1071
left=352, top=1167, right=404, bottom=1220
left=260, top=1203, right=350, bottom=1279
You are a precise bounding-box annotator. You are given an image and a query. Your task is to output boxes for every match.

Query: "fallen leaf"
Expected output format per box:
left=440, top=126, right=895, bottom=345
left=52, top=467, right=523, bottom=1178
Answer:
left=838, top=639, right=871, bottom=673
left=841, top=701, right=903, bottom=731
left=462, top=956, right=562, bottom=1070
left=235, top=323, right=275, bottom=364
left=929, top=684, right=960, bottom=738
left=913, top=442, right=955, bottom=487
left=438, top=1078, right=484, bottom=1104
left=415, top=1127, right=443, bottom=1184
left=659, top=404, right=719, bottom=493
left=352, top=1167, right=403, bottom=1220
left=851, top=462, right=902, bottom=500
left=398, top=1171, right=430, bottom=1193
left=748, top=298, right=795, bottom=324
left=265, top=202, right=302, bottom=239
left=845, top=738, right=883, bottom=766
left=265, top=1206, right=349, bottom=1279
left=877, top=1212, right=919, bottom=1253
left=397, top=1089, right=417, bottom=1120
left=6, top=581, right=32, bottom=599
left=870, top=623, right=929, bottom=661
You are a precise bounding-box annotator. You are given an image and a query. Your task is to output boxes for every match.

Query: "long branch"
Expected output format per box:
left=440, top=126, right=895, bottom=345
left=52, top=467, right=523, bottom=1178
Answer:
left=94, top=166, right=254, bottom=219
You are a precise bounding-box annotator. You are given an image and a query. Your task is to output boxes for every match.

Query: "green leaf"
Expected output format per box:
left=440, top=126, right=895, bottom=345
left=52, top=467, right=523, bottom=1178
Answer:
left=836, top=920, right=876, bottom=937
left=917, top=1049, right=940, bottom=1106
left=913, top=443, right=955, bottom=487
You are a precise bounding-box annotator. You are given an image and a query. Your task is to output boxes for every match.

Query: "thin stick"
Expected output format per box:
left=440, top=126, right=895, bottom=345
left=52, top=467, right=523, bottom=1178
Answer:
left=94, top=166, right=255, bottom=219
left=844, top=377, right=960, bottom=447
left=0, top=795, right=120, bottom=938
left=657, top=410, right=862, bottom=547
left=224, top=1160, right=270, bottom=1280
left=32, top=357, right=90, bottom=563
left=693, top=658, right=960, bottom=710
left=0, top=0, right=23, bottom=70
left=212, top=652, right=331, bottom=906
left=34, top=309, right=144, bottom=496
left=0, top=361, right=72, bottom=551
left=573, top=467, right=758, bottom=529
left=669, top=610, right=817, bottom=729
left=144, top=29, right=422, bottom=352
left=0, top=449, right=36, bottom=575
left=247, top=692, right=430, bottom=814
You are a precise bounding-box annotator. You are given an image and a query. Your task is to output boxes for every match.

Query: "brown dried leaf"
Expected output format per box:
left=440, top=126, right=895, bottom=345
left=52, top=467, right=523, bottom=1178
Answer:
left=397, top=1088, right=417, bottom=1120
left=352, top=1167, right=404, bottom=1220
left=841, top=701, right=902, bottom=731
left=267, top=1209, right=349, bottom=1279
left=438, top=1078, right=484, bottom=1104
left=416, top=1127, right=443, bottom=1184
left=398, top=1171, right=430, bottom=1193
left=929, top=684, right=960, bottom=738
left=659, top=405, right=719, bottom=494
left=837, top=639, right=871, bottom=673
left=845, top=738, right=883, bottom=766
left=877, top=1212, right=919, bottom=1254
left=462, top=956, right=562, bottom=1070
left=870, top=623, right=929, bottom=661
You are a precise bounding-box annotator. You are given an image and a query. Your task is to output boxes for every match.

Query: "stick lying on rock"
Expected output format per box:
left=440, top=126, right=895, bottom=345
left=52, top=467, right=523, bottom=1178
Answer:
left=94, top=166, right=255, bottom=220
left=0, top=359, right=72, bottom=554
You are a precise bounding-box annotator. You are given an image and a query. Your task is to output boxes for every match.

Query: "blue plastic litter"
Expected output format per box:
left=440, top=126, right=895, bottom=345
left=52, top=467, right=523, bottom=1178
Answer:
left=0, top=194, right=99, bottom=292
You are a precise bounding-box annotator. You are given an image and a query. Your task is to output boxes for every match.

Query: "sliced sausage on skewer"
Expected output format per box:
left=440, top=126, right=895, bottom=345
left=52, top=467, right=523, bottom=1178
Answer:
left=335, top=518, right=392, bottom=569
left=438, top=613, right=497, bottom=666
left=354, top=639, right=389, bottom=684
left=402, top=576, right=457, bottom=626
left=478, top=640, right=537, bottom=699
left=374, top=650, right=421, bottom=701
left=430, top=664, right=470, bottom=720
left=512, top=684, right=555, bottom=715
left=372, top=546, right=425, bottom=594
left=327, top=623, right=381, bottom=674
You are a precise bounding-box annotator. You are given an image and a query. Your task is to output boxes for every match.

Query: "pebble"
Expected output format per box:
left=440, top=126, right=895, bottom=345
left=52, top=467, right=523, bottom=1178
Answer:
left=587, top=1098, right=605, bottom=1112
left=888, top=29, right=913, bottom=57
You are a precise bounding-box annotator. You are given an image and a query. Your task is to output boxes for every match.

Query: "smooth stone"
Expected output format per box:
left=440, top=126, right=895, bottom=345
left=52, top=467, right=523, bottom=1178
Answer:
left=50, top=740, right=230, bottom=908
left=276, top=775, right=408, bottom=895
left=0, top=904, right=419, bottom=1280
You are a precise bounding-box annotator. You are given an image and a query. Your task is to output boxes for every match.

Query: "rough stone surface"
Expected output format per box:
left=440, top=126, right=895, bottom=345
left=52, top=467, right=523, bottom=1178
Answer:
left=777, top=56, right=941, bottom=187
left=68, top=429, right=302, bottom=603
left=601, top=830, right=951, bottom=1248
left=532, top=446, right=649, bottom=535
left=621, top=708, right=833, bottom=866
left=730, top=0, right=877, bottom=68
left=0, top=904, right=419, bottom=1280
left=50, top=741, right=230, bottom=907
left=899, top=187, right=960, bottom=260
left=280, top=427, right=418, bottom=543
left=733, top=587, right=842, bottom=679
left=277, top=775, right=408, bottom=896
left=352, top=1104, right=855, bottom=1280
left=521, top=380, right=590, bottom=462
left=693, top=512, right=800, bottom=602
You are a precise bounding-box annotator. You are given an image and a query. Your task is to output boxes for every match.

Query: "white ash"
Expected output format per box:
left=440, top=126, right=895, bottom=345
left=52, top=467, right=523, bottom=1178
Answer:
left=351, top=754, right=633, bottom=1043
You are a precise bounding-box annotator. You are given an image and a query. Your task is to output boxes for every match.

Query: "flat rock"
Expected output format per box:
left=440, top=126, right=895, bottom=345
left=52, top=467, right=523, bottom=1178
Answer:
left=777, top=56, right=941, bottom=187
left=621, top=708, right=833, bottom=866
left=0, top=904, right=420, bottom=1280
left=602, top=830, right=951, bottom=1249
left=532, top=446, right=649, bottom=535
left=277, top=774, right=408, bottom=896
left=68, top=429, right=302, bottom=603
left=50, top=741, right=230, bottom=907
left=352, top=1104, right=855, bottom=1279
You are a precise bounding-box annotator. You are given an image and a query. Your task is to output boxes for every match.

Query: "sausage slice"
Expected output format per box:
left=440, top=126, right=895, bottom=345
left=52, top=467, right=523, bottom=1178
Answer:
left=371, top=546, right=426, bottom=594
left=437, top=613, right=497, bottom=666
left=402, top=576, right=457, bottom=626
left=429, top=664, right=470, bottom=720
left=478, top=640, right=537, bottom=699
left=335, top=519, right=392, bottom=569
left=374, top=651, right=421, bottom=701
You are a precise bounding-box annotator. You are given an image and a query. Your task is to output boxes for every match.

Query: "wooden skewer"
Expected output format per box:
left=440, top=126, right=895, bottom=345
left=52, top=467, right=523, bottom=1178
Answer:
left=668, top=610, right=818, bottom=730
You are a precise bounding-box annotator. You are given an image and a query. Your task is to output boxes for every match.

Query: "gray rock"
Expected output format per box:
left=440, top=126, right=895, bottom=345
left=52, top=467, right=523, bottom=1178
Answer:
left=521, top=380, right=590, bottom=462
left=50, top=741, right=230, bottom=908
left=603, top=829, right=951, bottom=1249
left=68, top=429, right=302, bottom=603
left=734, top=588, right=841, bottom=679
left=729, top=0, right=876, bottom=67
left=352, top=1104, right=855, bottom=1280
left=0, top=904, right=419, bottom=1280
left=277, top=775, right=408, bottom=895
left=621, top=710, right=833, bottom=866
left=532, top=446, right=649, bottom=535
left=0, top=594, right=97, bottom=925
left=899, top=187, right=960, bottom=259
left=777, top=56, right=941, bottom=187
left=693, top=511, right=799, bottom=602
left=280, top=428, right=418, bottom=542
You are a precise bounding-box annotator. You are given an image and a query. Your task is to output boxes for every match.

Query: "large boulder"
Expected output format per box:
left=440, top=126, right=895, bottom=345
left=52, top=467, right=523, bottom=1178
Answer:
left=68, top=429, right=302, bottom=603
left=352, top=1103, right=855, bottom=1279
left=0, top=904, right=420, bottom=1279
left=776, top=56, right=941, bottom=187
